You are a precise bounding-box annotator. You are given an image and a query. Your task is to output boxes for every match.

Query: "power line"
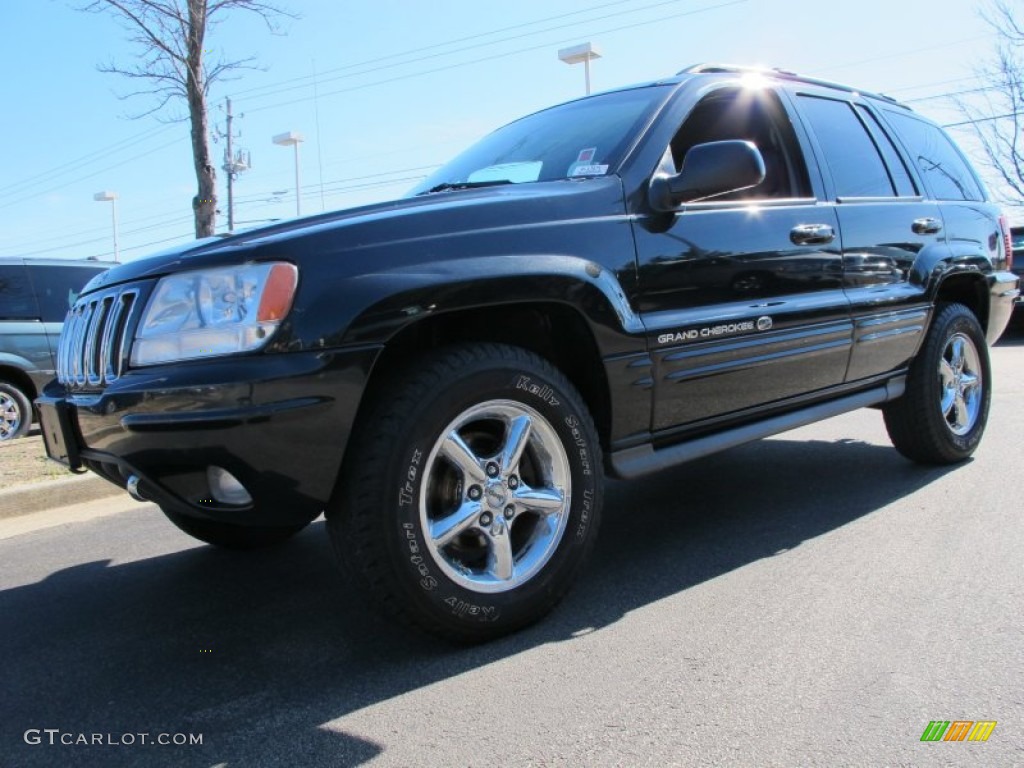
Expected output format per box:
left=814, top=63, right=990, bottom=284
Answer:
left=0, top=124, right=176, bottom=200
left=884, top=75, right=984, bottom=95
left=0, top=136, right=185, bottom=211
left=805, top=34, right=994, bottom=77
left=232, top=0, right=646, bottom=99
left=240, top=0, right=698, bottom=108
left=6, top=213, right=195, bottom=259
left=246, top=0, right=749, bottom=115
left=943, top=111, right=1023, bottom=128
left=905, top=85, right=1003, bottom=104
left=82, top=232, right=196, bottom=261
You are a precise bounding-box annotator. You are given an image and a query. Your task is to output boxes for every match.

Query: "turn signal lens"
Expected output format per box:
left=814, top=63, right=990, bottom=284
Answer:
left=257, top=263, right=298, bottom=322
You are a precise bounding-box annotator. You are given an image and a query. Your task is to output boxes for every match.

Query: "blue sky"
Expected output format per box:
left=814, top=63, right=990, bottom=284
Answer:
left=0, top=0, right=1016, bottom=263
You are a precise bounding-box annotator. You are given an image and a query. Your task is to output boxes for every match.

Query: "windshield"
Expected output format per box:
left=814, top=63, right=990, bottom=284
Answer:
left=409, top=84, right=672, bottom=195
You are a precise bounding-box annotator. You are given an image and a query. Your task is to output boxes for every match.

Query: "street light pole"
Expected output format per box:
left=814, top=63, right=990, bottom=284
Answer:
left=272, top=131, right=305, bottom=217
left=92, top=191, right=119, bottom=262
left=557, top=42, right=603, bottom=96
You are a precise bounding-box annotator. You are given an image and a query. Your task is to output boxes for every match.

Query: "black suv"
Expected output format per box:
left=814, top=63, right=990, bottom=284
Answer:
left=39, top=65, right=1019, bottom=641
left=0, top=258, right=109, bottom=440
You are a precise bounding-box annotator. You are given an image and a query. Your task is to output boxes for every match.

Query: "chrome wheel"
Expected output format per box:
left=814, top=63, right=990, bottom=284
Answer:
left=420, top=399, right=571, bottom=594
left=0, top=390, right=23, bottom=441
left=939, top=332, right=982, bottom=436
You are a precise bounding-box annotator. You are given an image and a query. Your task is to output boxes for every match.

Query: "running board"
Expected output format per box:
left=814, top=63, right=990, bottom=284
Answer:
left=610, top=378, right=905, bottom=480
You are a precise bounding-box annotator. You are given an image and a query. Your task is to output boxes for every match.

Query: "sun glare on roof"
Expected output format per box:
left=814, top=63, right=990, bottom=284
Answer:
left=740, top=71, right=771, bottom=90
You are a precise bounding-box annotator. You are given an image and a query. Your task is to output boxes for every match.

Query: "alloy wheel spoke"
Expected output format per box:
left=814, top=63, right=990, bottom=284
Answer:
left=939, top=359, right=956, bottom=387
left=500, top=414, right=532, bottom=474
left=953, top=394, right=970, bottom=430
left=513, top=485, right=565, bottom=515
left=431, top=500, right=482, bottom=547
left=486, top=528, right=515, bottom=581
left=960, top=371, right=980, bottom=394
left=440, top=431, right=487, bottom=485
left=949, top=337, right=965, bottom=372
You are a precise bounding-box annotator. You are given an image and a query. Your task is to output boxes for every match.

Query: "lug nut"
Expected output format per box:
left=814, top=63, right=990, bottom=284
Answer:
left=468, top=485, right=482, bottom=500
left=508, top=475, right=519, bottom=489
left=479, top=512, right=493, bottom=526
left=486, top=462, right=500, bottom=478
left=504, top=505, right=515, bottom=520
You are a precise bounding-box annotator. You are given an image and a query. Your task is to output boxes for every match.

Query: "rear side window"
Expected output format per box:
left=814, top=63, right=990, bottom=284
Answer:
left=797, top=95, right=895, bottom=198
left=0, top=265, right=38, bottom=320
left=857, top=105, right=917, bottom=197
left=28, top=266, right=106, bottom=322
left=882, top=110, right=984, bottom=201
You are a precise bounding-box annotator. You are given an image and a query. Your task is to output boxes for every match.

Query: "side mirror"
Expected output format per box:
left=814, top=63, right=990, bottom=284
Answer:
left=649, top=140, right=766, bottom=211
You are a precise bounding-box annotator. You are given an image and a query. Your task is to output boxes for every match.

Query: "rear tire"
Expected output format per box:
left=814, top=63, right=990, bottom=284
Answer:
left=883, top=303, right=991, bottom=464
left=161, top=507, right=308, bottom=550
left=0, top=381, right=32, bottom=441
left=328, top=343, right=603, bottom=643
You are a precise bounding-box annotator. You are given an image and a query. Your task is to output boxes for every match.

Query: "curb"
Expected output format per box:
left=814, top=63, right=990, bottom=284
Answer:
left=0, top=474, right=123, bottom=520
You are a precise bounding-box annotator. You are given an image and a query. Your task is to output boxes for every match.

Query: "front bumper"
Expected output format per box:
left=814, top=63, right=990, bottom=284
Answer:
left=38, top=345, right=381, bottom=526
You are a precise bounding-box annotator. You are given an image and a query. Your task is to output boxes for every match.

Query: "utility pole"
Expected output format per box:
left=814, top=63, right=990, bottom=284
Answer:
left=225, top=96, right=235, bottom=232
left=219, top=97, right=251, bottom=233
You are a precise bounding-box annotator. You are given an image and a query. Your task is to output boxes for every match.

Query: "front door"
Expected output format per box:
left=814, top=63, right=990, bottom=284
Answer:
left=632, top=86, right=851, bottom=433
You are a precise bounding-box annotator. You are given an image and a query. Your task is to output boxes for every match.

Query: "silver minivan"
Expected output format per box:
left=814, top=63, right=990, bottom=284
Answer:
left=0, top=258, right=110, bottom=440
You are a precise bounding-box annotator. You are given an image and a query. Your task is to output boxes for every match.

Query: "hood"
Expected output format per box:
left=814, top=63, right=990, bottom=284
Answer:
left=81, top=177, right=623, bottom=294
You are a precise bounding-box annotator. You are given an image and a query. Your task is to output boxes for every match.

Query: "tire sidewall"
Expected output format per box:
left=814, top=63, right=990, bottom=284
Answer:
left=380, top=359, right=601, bottom=636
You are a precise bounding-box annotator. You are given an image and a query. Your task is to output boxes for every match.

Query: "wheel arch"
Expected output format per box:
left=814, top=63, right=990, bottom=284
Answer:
left=932, top=272, right=989, bottom=332
left=362, top=302, right=614, bottom=452
left=0, top=365, right=38, bottom=402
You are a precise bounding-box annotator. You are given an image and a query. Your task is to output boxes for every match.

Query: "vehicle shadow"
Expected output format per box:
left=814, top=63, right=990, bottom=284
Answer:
left=0, top=435, right=956, bottom=767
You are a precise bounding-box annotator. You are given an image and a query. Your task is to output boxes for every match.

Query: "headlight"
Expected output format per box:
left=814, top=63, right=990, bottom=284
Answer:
left=131, top=262, right=298, bottom=366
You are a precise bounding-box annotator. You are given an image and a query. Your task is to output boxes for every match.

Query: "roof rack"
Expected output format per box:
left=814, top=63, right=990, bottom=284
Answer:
left=677, top=64, right=901, bottom=105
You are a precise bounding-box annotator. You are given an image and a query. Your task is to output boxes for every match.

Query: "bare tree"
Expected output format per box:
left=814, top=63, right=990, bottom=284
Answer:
left=960, top=1, right=1024, bottom=204
left=82, top=0, right=294, bottom=237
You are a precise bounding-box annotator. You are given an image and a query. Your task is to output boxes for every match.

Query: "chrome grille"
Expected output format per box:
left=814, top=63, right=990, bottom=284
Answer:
left=57, top=287, right=140, bottom=390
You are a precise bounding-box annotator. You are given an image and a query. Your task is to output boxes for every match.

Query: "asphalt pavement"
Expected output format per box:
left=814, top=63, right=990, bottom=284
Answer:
left=2, top=322, right=1022, bottom=767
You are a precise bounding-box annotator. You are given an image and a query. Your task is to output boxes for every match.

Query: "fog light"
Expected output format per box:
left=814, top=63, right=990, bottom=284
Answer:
left=207, top=466, right=253, bottom=506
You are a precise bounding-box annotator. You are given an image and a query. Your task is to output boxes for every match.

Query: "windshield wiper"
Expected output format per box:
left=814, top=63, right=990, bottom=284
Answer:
left=417, top=179, right=513, bottom=195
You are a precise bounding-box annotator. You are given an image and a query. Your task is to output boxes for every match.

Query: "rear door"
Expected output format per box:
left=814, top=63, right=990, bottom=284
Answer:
left=791, top=90, right=943, bottom=382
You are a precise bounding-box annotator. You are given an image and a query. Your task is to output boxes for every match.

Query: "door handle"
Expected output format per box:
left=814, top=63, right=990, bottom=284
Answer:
left=912, top=217, right=942, bottom=235
left=790, top=223, right=835, bottom=246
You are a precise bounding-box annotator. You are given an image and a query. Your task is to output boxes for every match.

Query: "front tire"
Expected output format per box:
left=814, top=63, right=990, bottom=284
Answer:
left=883, top=303, right=991, bottom=464
left=328, top=344, right=603, bottom=643
left=160, top=507, right=308, bottom=550
left=0, top=381, right=32, bottom=441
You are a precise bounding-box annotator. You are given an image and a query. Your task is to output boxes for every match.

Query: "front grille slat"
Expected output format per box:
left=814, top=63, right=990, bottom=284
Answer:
left=58, top=286, right=141, bottom=392
left=100, top=293, right=128, bottom=382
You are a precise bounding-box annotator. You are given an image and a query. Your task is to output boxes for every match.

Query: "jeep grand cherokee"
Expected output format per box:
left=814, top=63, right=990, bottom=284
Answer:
left=38, top=65, right=1019, bottom=641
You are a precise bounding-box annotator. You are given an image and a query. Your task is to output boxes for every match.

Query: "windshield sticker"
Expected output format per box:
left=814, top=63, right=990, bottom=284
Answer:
left=576, top=147, right=597, bottom=163
left=570, top=164, right=609, bottom=177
